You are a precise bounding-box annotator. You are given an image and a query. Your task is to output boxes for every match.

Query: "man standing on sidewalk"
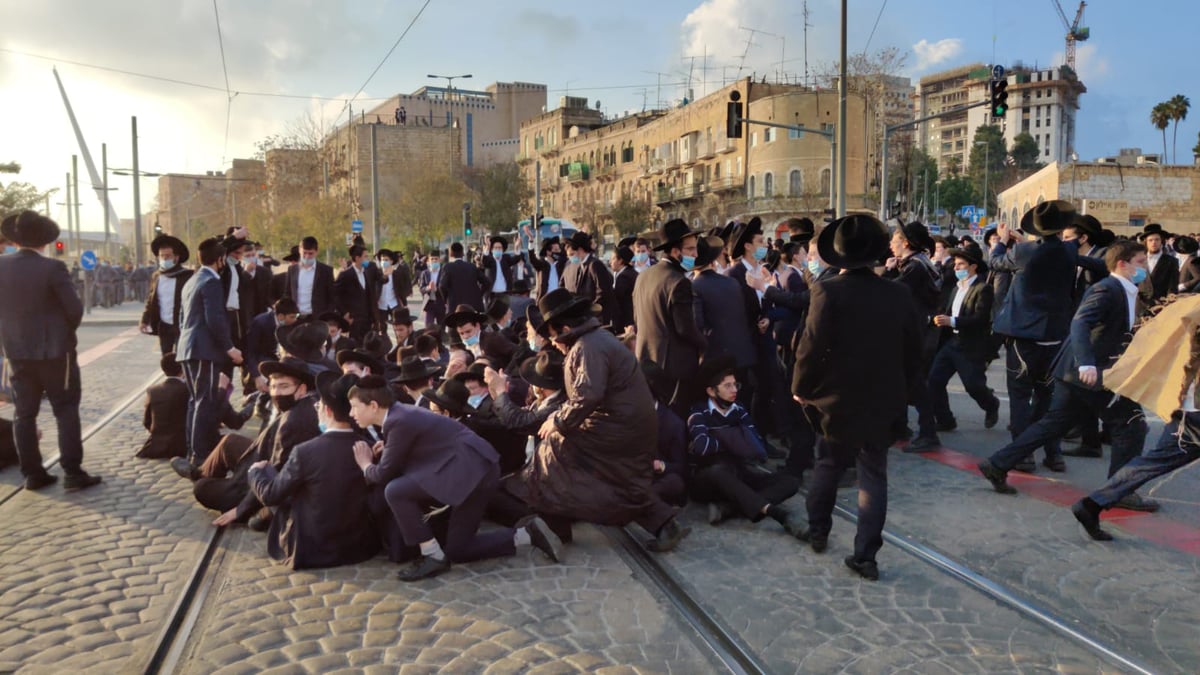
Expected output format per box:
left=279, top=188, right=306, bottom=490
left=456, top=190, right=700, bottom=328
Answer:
left=0, top=211, right=101, bottom=491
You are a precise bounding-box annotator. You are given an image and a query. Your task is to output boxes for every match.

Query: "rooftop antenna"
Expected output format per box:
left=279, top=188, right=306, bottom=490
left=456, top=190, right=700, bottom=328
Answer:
left=736, top=26, right=763, bottom=78
left=682, top=45, right=711, bottom=98
left=802, top=0, right=812, bottom=87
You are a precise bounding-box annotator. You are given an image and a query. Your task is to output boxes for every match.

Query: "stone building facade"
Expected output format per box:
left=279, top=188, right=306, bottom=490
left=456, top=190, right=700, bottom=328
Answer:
left=998, top=161, right=1200, bottom=236
left=155, top=171, right=235, bottom=247
left=517, top=79, right=869, bottom=241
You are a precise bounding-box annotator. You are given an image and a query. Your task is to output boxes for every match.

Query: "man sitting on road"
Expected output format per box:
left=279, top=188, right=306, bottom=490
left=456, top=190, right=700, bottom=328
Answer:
left=136, top=351, right=190, bottom=460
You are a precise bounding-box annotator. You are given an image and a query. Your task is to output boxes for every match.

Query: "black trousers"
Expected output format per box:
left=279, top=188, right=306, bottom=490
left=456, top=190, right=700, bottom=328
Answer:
left=1005, top=338, right=1061, bottom=457
left=928, top=339, right=999, bottom=424
left=806, top=439, right=888, bottom=563
left=8, top=354, right=85, bottom=477
left=156, top=323, right=179, bottom=356
left=690, top=461, right=800, bottom=520
left=383, top=465, right=515, bottom=563
left=182, top=359, right=223, bottom=464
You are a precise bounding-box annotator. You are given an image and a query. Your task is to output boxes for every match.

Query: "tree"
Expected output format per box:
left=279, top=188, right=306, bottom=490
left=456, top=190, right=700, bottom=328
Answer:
left=968, top=125, right=1006, bottom=214
left=1167, top=94, right=1191, bottom=164
left=935, top=175, right=974, bottom=219
left=261, top=196, right=349, bottom=265
left=254, top=110, right=330, bottom=157
left=1151, top=103, right=1171, bottom=162
left=462, top=162, right=530, bottom=233
left=0, top=162, right=19, bottom=174
left=1009, top=132, right=1042, bottom=170
left=608, top=194, right=654, bottom=236
left=1, top=181, right=56, bottom=220
left=389, top=170, right=476, bottom=245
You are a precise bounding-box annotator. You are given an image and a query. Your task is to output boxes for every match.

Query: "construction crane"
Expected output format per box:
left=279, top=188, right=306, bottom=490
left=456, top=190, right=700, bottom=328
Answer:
left=1051, top=1, right=1090, bottom=72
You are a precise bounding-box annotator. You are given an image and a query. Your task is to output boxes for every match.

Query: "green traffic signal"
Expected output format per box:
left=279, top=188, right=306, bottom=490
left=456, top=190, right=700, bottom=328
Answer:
left=990, top=79, right=1009, bottom=118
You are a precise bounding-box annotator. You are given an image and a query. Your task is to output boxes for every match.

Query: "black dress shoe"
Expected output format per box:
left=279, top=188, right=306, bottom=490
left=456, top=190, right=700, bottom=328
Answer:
left=1042, top=456, right=1066, bottom=472
left=171, top=457, right=200, bottom=481
left=647, top=518, right=690, bottom=553
left=936, top=420, right=958, bottom=432
left=24, top=472, right=58, bottom=491
left=977, top=460, right=1017, bottom=494
left=397, top=555, right=451, bottom=582
left=1071, top=500, right=1113, bottom=541
left=1013, top=459, right=1036, bottom=473
left=984, top=404, right=1000, bottom=429
left=904, top=435, right=940, bottom=453
left=844, top=555, right=879, bottom=581
left=63, top=472, right=102, bottom=491
left=1062, top=444, right=1103, bottom=458
left=798, top=529, right=828, bottom=553
left=1116, top=494, right=1161, bottom=512
left=523, top=516, right=564, bottom=563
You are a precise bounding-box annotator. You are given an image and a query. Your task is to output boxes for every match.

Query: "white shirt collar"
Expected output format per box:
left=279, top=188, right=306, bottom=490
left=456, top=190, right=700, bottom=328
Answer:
left=958, top=274, right=977, bottom=290
left=706, top=398, right=742, bottom=417
left=1113, top=273, right=1139, bottom=296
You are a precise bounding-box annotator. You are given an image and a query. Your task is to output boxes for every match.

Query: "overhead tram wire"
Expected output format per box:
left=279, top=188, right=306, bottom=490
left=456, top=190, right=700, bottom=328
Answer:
left=212, top=0, right=235, bottom=164
left=862, top=0, right=890, bottom=54
left=335, top=0, right=435, bottom=121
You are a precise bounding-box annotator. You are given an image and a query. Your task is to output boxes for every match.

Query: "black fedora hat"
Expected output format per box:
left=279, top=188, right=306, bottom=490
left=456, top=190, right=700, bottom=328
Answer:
left=375, top=248, right=399, bottom=263
left=729, top=217, right=764, bottom=258
left=617, top=235, right=637, bottom=248
left=694, top=235, right=726, bottom=269
left=315, top=371, right=358, bottom=419
left=717, top=221, right=739, bottom=244
left=816, top=214, right=890, bottom=270
left=786, top=217, right=816, bottom=244
left=652, top=218, right=702, bottom=252
left=1137, top=223, right=1170, bottom=241
left=390, top=306, right=414, bottom=325
left=1, top=210, right=60, bottom=248
left=526, top=304, right=548, bottom=337
left=947, top=246, right=986, bottom=270
left=424, top=379, right=470, bottom=416
left=508, top=277, right=533, bottom=295
left=485, top=296, right=511, bottom=322
left=277, top=320, right=329, bottom=362
left=537, top=288, right=592, bottom=324
left=1026, top=200, right=1079, bottom=237
left=282, top=245, right=300, bottom=263
left=519, top=351, right=565, bottom=390
left=336, top=349, right=384, bottom=374
left=1173, top=236, right=1199, bottom=255
left=260, top=356, right=316, bottom=389
left=445, top=303, right=488, bottom=329
left=1075, top=214, right=1103, bottom=240
left=897, top=221, right=935, bottom=253
left=453, top=360, right=489, bottom=384
left=150, top=233, right=190, bottom=264
left=391, top=356, right=442, bottom=385
left=539, top=236, right=560, bottom=256
left=317, top=311, right=350, bottom=334
left=564, top=231, right=594, bottom=252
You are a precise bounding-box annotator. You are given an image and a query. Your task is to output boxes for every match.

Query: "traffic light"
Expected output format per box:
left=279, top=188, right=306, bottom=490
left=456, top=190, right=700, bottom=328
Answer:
left=726, top=90, right=743, bottom=139
left=990, top=79, right=1009, bottom=117
left=55, top=241, right=65, bottom=256
left=462, top=202, right=472, bottom=238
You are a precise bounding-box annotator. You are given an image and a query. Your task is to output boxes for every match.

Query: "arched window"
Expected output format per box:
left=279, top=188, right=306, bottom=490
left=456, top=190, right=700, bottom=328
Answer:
left=748, top=175, right=756, bottom=199
left=820, top=169, right=831, bottom=196
left=763, top=173, right=774, bottom=198
left=789, top=169, right=802, bottom=196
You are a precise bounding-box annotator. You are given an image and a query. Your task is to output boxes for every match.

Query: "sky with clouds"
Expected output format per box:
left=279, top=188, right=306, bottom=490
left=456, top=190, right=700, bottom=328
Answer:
left=3, top=0, right=1198, bottom=232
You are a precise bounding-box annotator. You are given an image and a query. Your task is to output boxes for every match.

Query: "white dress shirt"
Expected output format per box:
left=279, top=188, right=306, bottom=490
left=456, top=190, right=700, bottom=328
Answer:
left=949, top=274, right=977, bottom=331
left=378, top=275, right=398, bottom=310
left=225, top=265, right=240, bottom=311
left=491, top=258, right=508, bottom=293
left=156, top=274, right=177, bottom=325
left=547, top=261, right=560, bottom=292
left=1148, top=252, right=1162, bottom=274
left=297, top=265, right=316, bottom=314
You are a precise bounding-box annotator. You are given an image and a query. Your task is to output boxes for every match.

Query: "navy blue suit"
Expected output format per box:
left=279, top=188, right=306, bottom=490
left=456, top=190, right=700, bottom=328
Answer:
left=177, top=266, right=234, bottom=463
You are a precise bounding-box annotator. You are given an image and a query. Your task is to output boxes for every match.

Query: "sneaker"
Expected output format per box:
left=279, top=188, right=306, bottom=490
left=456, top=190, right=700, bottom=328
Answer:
left=63, top=472, right=102, bottom=491
left=24, top=472, right=58, bottom=491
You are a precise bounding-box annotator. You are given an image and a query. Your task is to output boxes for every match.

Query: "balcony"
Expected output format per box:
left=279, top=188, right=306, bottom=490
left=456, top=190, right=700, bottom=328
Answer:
left=516, top=152, right=534, bottom=165
left=714, top=138, right=737, bottom=154
left=656, top=183, right=706, bottom=205
left=595, top=164, right=619, bottom=181
left=567, top=162, right=589, bottom=183
left=696, top=139, right=715, bottom=160
left=710, top=176, right=741, bottom=192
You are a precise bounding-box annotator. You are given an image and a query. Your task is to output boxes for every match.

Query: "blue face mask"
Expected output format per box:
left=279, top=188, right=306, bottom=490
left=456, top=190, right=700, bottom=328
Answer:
left=464, top=333, right=480, bottom=347
left=3, top=246, right=17, bottom=254
left=633, top=252, right=649, bottom=264
left=159, top=258, right=176, bottom=271
left=318, top=422, right=328, bottom=433
left=492, top=250, right=503, bottom=259
left=360, top=259, right=370, bottom=268
left=528, top=338, right=541, bottom=351
left=1131, top=267, right=1148, bottom=284
left=381, top=260, right=392, bottom=270
left=807, top=260, right=821, bottom=274
left=568, top=255, right=582, bottom=265
left=226, top=256, right=239, bottom=268
left=753, top=246, right=769, bottom=261
left=680, top=255, right=696, bottom=272
left=954, top=269, right=970, bottom=281
left=468, top=394, right=486, bottom=409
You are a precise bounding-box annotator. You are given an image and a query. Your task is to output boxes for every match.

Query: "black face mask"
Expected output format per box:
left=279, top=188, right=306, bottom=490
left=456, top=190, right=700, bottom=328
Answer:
left=709, top=394, right=735, bottom=411
left=272, top=394, right=298, bottom=412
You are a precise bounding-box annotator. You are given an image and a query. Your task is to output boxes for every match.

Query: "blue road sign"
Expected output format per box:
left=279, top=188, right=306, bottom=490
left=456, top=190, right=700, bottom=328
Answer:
left=350, top=219, right=364, bottom=234
left=80, top=250, right=97, bottom=270
left=992, top=64, right=1005, bottom=81
left=960, top=205, right=976, bottom=219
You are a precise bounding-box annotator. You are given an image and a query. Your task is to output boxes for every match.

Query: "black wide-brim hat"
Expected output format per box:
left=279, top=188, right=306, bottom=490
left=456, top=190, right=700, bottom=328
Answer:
left=1137, top=223, right=1171, bottom=241
left=537, top=288, right=592, bottom=324
left=519, top=351, right=565, bottom=390
left=540, top=236, right=560, bottom=256
left=445, top=304, right=488, bottom=329
left=260, top=357, right=316, bottom=389
left=150, top=234, right=190, bottom=264
left=485, top=296, right=511, bottom=322
left=1076, top=214, right=1103, bottom=240
left=508, top=277, right=533, bottom=295
left=729, top=217, right=764, bottom=257
left=653, top=218, right=702, bottom=252
left=221, top=234, right=248, bottom=252
left=424, top=379, right=469, bottom=416
left=1026, top=200, right=1080, bottom=237
left=317, top=311, right=350, bottom=333
left=1173, top=236, right=1199, bottom=255
left=316, top=371, right=358, bottom=419
left=694, top=235, right=725, bottom=269
left=898, top=221, right=935, bottom=254
left=565, top=231, right=594, bottom=252
left=375, top=248, right=399, bottom=263
left=277, top=320, right=329, bottom=362
left=526, top=304, right=548, bottom=337
left=391, top=356, right=442, bottom=384
left=816, top=214, right=890, bottom=270
left=1, top=210, right=60, bottom=248
left=282, top=245, right=300, bottom=263
left=390, top=306, right=414, bottom=325
left=947, top=246, right=986, bottom=270
left=788, top=217, right=816, bottom=243
left=453, top=360, right=489, bottom=384
left=336, top=349, right=384, bottom=374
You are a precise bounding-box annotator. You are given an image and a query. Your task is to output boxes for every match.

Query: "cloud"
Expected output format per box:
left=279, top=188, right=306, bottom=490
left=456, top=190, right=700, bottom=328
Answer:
left=912, top=38, right=964, bottom=71
left=680, top=0, right=790, bottom=76
left=514, top=9, right=581, bottom=43
left=1052, top=43, right=1109, bottom=83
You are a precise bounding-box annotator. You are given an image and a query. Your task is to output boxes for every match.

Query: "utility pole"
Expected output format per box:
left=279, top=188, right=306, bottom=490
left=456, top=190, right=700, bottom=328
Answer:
left=102, top=143, right=110, bottom=258
left=836, top=0, right=848, bottom=218
left=132, top=116, right=143, bottom=265
left=72, top=154, right=81, bottom=252
left=534, top=160, right=542, bottom=253
left=370, top=123, right=381, bottom=252
left=64, top=171, right=73, bottom=245
left=322, top=160, right=329, bottom=198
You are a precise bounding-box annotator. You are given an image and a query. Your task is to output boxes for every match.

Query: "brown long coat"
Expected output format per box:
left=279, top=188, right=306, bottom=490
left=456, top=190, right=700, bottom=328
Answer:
left=521, top=318, right=661, bottom=525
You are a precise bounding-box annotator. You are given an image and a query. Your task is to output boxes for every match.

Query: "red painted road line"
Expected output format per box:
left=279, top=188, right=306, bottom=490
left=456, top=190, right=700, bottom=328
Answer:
left=0, top=327, right=141, bottom=412
left=908, top=444, right=1200, bottom=558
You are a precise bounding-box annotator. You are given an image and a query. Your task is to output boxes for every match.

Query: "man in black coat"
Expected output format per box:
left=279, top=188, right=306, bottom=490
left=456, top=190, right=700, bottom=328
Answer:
left=417, top=250, right=447, bottom=326
left=561, top=232, right=615, bottom=327
left=244, top=299, right=300, bottom=394
left=374, top=249, right=409, bottom=332
left=438, top=242, right=486, bottom=312
left=140, top=234, right=194, bottom=355
left=249, top=372, right=379, bottom=569
left=926, top=246, right=1000, bottom=433
left=271, top=246, right=299, bottom=304
left=528, top=237, right=567, bottom=299
left=481, top=236, right=519, bottom=303
left=692, top=236, right=757, bottom=375
left=609, top=245, right=638, bottom=334
left=218, top=236, right=254, bottom=353
left=1138, top=224, right=1179, bottom=309
left=335, top=245, right=380, bottom=342
left=0, top=212, right=101, bottom=490
left=792, top=215, right=924, bottom=580
left=137, top=352, right=191, bottom=459
left=980, top=240, right=1153, bottom=509
left=241, top=246, right=273, bottom=319
left=285, top=236, right=337, bottom=318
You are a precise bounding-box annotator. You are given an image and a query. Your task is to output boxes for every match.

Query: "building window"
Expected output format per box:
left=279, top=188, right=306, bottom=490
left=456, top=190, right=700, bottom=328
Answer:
left=789, top=169, right=801, bottom=196
left=750, top=132, right=758, bottom=148
left=714, top=162, right=721, bottom=178
left=748, top=175, right=756, bottom=198
left=788, top=128, right=803, bottom=140
left=820, top=168, right=831, bottom=196
left=622, top=146, right=634, bottom=163
left=763, top=172, right=773, bottom=197
left=764, top=128, right=775, bottom=142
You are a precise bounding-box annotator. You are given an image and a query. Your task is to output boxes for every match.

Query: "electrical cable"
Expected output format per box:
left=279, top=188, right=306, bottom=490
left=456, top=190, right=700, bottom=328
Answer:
left=212, top=0, right=234, bottom=164
left=336, top=0, right=434, bottom=120
left=862, top=0, right=889, bottom=54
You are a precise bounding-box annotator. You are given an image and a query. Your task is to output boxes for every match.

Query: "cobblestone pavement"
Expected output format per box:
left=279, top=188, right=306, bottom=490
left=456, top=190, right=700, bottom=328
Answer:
left=177, top=524, right=715, bottom=674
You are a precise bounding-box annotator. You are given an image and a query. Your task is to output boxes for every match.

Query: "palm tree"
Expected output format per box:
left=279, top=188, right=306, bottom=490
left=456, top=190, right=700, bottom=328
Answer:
left=1151, top=103, right=1171, bottom=162
left=1168, top=94, right=1191, bottom=164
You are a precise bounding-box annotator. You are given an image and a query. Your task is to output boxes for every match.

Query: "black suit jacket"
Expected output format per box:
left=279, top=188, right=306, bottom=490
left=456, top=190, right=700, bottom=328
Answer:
left=438, top=259, right=486, bottom=311
left=137, top=377, right=189, bottom=459
left=692, top=269, right=758, bottom=369
left=562, top=256, right=615, bottom=326
left=244, top=310, right=280, bottom=379
left=0, top=250, right=83, bottom=360
left=528, top=253, right=568, bottom=299
left=249, top=429, right=380, bottom=569
left=243, top=266, right=272, bottom=318
left=937, top=276, right=994, bottom=360
left=612, top=266, right=637, bottom=332
left=990, top=238, right=1103, bottom=342
left=1052, top=275, right=1136, bottom=390
left=141, top=267, right=194, bottom=333
left=633, top=259, right=707, bottom=393
left=335, top=265, right=379, bottom=328
left=219, top=263, right=254, bottom=342
left=793, top=269, right=923, bottom=448
left=270, top=267, right=290, bottom=304
left=481, top=254, right=517, bottom=294
left=1179, top=256, right=1200, bottom=293
left=236, top=393, right=322, bottom=518
left=1139, top=254, right=1179, bottom=308
left=1072, top=244, right=1109, bottom=309
left=285, top=262, right=337, bottom=316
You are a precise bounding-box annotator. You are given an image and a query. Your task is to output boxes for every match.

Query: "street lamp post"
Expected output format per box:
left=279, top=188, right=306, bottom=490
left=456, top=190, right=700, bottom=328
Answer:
left=975, top=139, right=990, bottom=222
left=426, top=73, right=473, bottom=100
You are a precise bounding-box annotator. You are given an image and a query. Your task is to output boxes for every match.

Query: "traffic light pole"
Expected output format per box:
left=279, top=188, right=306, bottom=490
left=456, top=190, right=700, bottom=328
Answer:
left=879, top=99, right=989, bottom=221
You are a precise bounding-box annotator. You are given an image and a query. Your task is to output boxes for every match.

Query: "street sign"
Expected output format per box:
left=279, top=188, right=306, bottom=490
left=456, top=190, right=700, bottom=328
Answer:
left=992, top=64, right=1005, bottom=81
left=960, top=205, right=976, bottom=219
left=80, top=250, right=97, bottom=271
left=350, top=219, right=364, bottom=234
